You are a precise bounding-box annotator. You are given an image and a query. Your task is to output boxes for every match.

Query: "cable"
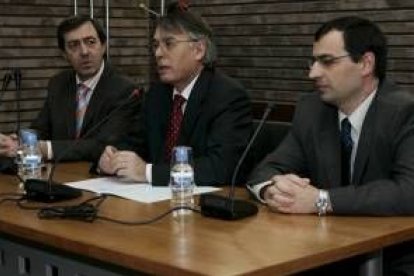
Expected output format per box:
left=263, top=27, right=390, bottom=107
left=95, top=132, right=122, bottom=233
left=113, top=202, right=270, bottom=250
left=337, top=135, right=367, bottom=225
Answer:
left=37, top=195, right=107, bottom=222
left=15, top=190, right=200, bottom=225
left=97, top=206, right=201, bottom=225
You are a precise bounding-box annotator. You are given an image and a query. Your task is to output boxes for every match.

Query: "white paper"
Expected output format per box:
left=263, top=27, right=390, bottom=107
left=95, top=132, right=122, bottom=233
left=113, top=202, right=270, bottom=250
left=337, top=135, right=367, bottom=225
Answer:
left=65, top=177, right=221, bottom=203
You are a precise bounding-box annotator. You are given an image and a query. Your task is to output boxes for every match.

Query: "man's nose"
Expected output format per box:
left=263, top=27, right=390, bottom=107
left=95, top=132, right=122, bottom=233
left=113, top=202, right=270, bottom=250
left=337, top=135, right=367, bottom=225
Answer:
left=308, top=62, right=322, bottom=79
left=79, top=42, right=89, bottom=55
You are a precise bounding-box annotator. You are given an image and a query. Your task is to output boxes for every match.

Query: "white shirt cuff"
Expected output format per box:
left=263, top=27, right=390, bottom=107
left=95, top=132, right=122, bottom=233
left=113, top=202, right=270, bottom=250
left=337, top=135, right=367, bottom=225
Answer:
left=46, top=141, right=53, bottom=160
left=247, top=180, right=273, bottom=204
left=145, top=163, right=153, bottom=183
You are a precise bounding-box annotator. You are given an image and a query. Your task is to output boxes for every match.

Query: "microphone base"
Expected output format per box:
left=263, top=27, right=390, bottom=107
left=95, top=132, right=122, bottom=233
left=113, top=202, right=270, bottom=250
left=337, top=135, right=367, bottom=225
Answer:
left=24, top=179, right=82, bottom=203
left=199, top=194, right=258, bottom=220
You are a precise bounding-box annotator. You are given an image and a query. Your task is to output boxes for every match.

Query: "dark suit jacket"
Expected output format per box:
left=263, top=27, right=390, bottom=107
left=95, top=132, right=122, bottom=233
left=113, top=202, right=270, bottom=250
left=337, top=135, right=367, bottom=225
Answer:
left=249, top=80, right=414, bottom=216
left=32, top=63, right=141, bottom=162
left=122, top=67, right=252, bottom=186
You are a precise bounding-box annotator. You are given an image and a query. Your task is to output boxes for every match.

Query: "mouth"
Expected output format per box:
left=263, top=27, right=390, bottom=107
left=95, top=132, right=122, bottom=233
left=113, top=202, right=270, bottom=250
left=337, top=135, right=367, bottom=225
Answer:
left=157, top=65, right=170, bottom=74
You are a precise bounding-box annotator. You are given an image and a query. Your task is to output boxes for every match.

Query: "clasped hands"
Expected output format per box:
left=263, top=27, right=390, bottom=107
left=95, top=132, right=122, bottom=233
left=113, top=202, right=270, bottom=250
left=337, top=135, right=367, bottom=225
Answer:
left=0, top=133, right=19, bottom=157
left=263, top=174, right=319, bottom=214
left=98, top=145, right=147, bottom=182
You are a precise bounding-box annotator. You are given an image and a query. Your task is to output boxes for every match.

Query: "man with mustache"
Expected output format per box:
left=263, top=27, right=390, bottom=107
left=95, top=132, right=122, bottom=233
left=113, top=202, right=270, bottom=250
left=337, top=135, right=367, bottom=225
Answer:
left=248, top=16, right=414, bottom=275
left=0, top=15, right=140, bottom=163
left=98, top=2, right=251, bottom=186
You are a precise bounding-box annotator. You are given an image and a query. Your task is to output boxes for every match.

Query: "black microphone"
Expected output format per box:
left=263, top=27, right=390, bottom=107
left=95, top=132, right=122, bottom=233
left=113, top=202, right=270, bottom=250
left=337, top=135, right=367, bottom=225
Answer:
left=2, top=72, right=12, bottom=91
left=24, top=88, right=143, bottom=202
left=200, top=102, right=276, bottom=220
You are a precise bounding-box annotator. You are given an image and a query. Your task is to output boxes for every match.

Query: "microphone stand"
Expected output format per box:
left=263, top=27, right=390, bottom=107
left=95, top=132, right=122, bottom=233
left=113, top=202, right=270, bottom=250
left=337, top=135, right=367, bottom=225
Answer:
left=24, top=88, right=143, bottom=202
left=200, top=103, right=275, bottom=220
left=13, top=68, right=22, bottom=134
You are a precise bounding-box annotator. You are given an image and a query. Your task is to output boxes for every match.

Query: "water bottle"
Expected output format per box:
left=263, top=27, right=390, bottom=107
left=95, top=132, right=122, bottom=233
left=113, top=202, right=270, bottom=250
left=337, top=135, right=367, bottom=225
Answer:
left=20, top=129, right=42, bottom=181
left=170, top=146, right=195, bottom=217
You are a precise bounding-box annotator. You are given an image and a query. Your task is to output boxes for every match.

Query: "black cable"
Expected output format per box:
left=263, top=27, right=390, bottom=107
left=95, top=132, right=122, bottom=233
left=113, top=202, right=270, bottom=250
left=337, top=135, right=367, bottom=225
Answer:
left=97, top=206, right=201, bottom=225
left=37, top=195, right=107, bottom=222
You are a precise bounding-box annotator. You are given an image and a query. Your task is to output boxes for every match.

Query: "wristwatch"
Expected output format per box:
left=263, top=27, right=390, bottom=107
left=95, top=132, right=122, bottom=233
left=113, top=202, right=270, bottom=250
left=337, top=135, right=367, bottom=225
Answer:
left=315, top=189, right=329, bottom=216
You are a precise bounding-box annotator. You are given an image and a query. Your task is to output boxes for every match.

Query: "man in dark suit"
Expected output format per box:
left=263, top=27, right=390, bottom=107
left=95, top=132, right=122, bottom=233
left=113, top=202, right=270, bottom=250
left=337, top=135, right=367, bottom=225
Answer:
left=0, top=15, right=140, bottom=162
left=98, top=2, right=252, bottom=186
left=248, top=16, right=414, bottom=275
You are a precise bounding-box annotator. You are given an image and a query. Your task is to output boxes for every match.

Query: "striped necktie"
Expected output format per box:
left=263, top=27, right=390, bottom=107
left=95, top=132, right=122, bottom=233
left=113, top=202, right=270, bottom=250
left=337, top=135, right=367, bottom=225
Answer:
left=75, top=83, right=91, bottom=138
left=164, top=94, right=186, bottom=161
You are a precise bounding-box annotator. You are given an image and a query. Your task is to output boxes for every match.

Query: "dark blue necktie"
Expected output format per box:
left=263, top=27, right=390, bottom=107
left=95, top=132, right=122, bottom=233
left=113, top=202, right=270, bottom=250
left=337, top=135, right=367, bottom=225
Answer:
left=340, top=118, right=353, bottom=186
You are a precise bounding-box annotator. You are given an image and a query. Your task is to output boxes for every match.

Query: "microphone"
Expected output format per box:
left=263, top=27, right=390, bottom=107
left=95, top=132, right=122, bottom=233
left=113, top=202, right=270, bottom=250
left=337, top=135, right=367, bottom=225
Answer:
left=139, top=3, right=160, bottom=17
left=2, top=72, right=12, bottom=91
left=13, top=68, right=22, bottom=134
left=24, top=88, right=143, bottom=202
left=200, top=102, right=276, bottom=220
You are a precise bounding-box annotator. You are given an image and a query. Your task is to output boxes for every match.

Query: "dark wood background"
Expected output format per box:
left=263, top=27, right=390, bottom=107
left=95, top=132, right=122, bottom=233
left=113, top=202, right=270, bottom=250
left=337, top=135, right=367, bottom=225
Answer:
left=0, top=0, right=150, bottom=133
left=1, top=0, right=414, bottom=133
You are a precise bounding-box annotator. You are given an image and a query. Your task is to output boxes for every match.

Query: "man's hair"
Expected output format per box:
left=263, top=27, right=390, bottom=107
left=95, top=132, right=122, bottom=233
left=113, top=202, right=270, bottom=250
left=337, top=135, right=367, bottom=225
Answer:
left=57, top=15, right=107, bottom=51
left=315, top=16, right=387, bottom=81
left=156, top=2, right=217, bottom=67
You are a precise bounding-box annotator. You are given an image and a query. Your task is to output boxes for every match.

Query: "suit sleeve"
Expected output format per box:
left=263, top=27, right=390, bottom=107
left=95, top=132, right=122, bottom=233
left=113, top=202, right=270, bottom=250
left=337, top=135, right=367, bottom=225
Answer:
left=247, top=97, right=310, bottom=186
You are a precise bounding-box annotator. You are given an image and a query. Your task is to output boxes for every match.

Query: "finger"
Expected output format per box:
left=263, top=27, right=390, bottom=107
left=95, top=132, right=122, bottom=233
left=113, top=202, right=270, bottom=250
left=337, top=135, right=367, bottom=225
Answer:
left=272, top=193, right=295, bottom=207
left=285, top=174, right=310, bottom=187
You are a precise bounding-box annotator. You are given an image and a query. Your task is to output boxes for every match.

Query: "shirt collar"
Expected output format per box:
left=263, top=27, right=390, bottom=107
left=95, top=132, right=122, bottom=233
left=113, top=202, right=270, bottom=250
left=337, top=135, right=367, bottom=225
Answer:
left=172, top=74, right=200, bottom=101
left=76, top=61, right=105, bottom=91
left=338, top=88, right=377, bottom=134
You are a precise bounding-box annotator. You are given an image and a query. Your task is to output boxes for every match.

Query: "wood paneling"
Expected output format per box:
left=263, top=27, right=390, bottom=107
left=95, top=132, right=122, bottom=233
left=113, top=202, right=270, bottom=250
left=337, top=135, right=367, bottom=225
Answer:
left=1, top=1, right=414, bottom=131
left=0, top=0, right=150, bottom=133
left=150, top=0, right=414, bottom=121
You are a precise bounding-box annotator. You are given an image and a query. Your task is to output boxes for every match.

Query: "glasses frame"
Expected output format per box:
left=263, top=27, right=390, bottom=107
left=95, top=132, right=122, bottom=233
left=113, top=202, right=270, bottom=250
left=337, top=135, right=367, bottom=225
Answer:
left=151, top=37, right=199, bottom=52
left=308, top=54, right=350, bottom=69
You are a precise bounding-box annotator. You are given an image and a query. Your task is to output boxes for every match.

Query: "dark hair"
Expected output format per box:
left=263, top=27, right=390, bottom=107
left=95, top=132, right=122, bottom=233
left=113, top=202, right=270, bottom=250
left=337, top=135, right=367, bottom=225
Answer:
left=315, top=16, right=387, bottom=81
left=156, top=2, right=216, bottom=66
left=57, top=15, right=106, bottom=51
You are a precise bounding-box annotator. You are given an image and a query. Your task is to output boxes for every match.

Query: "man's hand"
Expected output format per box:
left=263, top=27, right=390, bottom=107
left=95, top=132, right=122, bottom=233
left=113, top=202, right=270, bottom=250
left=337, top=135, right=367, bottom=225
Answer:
left=263, top=174, right=319, bottom=214
left=111, top=151, right=147, bottom=182
left=98, top=145, right=118, bottom=174
left=0, top=133, right=19, bottom=157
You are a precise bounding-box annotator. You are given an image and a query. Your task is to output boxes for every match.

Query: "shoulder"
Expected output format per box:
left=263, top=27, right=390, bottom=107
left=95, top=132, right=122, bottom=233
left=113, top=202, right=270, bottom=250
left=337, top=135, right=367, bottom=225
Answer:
left=48, top=68, right=74, bottom=87
left=101, top=64, right=135, bottom=89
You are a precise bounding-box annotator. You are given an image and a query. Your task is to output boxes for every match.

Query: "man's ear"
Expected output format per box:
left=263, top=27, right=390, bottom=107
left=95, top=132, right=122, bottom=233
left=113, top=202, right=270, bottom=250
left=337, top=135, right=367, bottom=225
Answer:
left=360, top=52, right=375, bottom=77
left=193, top=39, right=207, bottom=62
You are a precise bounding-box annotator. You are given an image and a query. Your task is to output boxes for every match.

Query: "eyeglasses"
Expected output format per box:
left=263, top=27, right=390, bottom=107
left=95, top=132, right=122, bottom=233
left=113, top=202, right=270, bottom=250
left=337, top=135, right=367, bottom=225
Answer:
left=151, top=37, right=198, bottom=52
left=308, top=54, right=350, bottom=68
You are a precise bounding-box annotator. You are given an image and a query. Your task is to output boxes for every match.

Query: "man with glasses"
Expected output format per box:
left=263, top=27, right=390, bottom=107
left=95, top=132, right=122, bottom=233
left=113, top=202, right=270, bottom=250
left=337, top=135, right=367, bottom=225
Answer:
left=0, top=15, right=140, bottom=163
left=98, top=2, right=251, bottom=186
left=248, top=16, right=414, bottom=274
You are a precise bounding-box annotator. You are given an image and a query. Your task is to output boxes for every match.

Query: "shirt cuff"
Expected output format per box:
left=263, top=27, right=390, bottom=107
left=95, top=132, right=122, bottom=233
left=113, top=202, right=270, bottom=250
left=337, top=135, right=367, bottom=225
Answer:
left=46, top=140, right=53, bottom=160
left=247, top=180, right=272, bottom=204
left=145, top=163, right=153, bottom=183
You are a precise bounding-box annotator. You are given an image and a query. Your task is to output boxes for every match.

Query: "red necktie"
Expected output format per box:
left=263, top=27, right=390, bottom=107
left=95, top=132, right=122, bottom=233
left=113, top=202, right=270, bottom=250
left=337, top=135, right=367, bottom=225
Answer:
left=164, top=94, right=186, bottom=161
left=75, top=83, right=91, bottom=138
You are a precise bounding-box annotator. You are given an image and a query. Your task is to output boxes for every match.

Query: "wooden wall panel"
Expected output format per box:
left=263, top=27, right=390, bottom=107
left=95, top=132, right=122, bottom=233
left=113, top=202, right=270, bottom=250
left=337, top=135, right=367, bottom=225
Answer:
left=1, top=0, right=414, bottom=132
left=0, top=0, right=150, bottom=133
left=150, top=0, right=414, bottom=121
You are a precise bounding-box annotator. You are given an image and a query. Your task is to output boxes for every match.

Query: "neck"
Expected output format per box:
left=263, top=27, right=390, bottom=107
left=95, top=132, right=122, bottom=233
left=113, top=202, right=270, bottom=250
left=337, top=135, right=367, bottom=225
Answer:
left=339, top=78, right=379, bottom=115
left=174, top=65, right=203, bottom=93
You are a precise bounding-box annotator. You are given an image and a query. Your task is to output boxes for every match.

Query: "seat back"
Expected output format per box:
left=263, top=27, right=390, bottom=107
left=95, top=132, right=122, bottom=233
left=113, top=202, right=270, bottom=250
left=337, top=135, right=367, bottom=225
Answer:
left=237, top=120, right=291, bottom=185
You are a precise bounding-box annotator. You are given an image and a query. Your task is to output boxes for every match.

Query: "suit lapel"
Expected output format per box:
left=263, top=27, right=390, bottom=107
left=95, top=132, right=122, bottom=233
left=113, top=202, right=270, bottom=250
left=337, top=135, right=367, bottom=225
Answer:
left=80, top=66, right=110, bottom=136
left=67, top=73, right=77, bottom=138
left=352, top=93, right=379, bottom=185
left=155, top=87, right=173, bottom=161
left=178, top=69, right=211, bottom=144
left=318, top=107, right=342, bottom=188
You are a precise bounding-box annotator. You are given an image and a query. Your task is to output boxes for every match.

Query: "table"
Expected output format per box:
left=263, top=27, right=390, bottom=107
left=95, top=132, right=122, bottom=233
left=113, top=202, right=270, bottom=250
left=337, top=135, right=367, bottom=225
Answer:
left=0, top=162, right=414, bottom=275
